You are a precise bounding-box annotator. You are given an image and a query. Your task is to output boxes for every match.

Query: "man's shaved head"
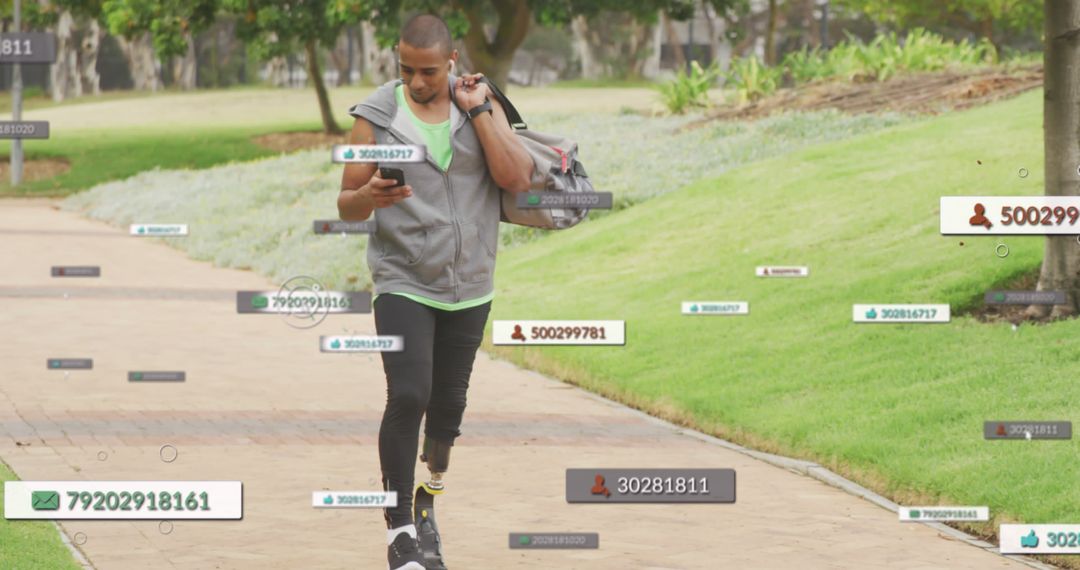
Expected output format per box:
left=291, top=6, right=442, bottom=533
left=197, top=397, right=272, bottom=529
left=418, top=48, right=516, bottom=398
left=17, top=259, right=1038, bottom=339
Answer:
left=400, top=14, right=453, bottom=57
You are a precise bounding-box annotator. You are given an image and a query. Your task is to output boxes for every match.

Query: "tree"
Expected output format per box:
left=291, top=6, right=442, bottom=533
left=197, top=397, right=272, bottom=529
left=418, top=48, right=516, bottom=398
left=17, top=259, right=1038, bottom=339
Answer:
left=572, top=11, right=660, bottom=80
left=836, top=0, right=1041, bottom=53
left=366, top=0, right=721, bottom=90
left=23, top=0, right=105, bottom=100
left=1028, top=0, right=1080, bottom=319
left=102, top=0, right=218, bottom=90
left=764, top=0, right=779, bottom=65
left=222, top=0, right=372, bottom=135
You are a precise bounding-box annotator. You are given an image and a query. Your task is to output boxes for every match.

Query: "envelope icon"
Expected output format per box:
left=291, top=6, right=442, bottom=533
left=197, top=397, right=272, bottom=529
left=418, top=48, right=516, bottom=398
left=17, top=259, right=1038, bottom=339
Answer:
left=32, top=490, right=60, bottom=510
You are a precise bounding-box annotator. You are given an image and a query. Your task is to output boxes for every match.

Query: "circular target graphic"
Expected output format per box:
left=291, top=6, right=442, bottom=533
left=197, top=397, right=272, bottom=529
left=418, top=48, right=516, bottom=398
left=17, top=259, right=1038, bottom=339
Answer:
left=278, top=275, right=331, bottom=329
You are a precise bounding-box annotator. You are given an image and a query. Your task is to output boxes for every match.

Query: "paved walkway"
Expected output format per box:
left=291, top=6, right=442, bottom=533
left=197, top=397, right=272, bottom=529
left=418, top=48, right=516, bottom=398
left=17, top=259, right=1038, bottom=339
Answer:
left=0, top=199, right=1034, bottom=569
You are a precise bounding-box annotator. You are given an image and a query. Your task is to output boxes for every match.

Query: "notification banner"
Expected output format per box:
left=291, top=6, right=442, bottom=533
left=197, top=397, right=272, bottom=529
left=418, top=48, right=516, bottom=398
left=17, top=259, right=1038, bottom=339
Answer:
left=492, top=320, right=625, bottom=345
left=1000, top=524, right=1080, bottom=554
left=853, top=304, right=950, bottom=323
left=940, top=196, right=1080, bottom=235
left=312, top=491, right=396, bottom=508
left=4, top=481, right=241, bottom=519
left=331, top=145, right=426, bottom=163
left=565, top=469, right=734, bottom=503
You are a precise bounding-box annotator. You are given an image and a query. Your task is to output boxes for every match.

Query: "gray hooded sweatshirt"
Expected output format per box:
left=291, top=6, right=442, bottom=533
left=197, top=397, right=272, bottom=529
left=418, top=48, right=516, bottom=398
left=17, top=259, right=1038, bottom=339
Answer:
left=348, top=76, right=501, bottom=304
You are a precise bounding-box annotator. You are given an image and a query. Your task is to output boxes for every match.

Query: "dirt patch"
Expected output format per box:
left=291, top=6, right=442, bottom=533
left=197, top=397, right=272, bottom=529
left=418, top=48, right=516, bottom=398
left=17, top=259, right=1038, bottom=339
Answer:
left=252, top=131, right=348, bottom=154
left=959, top=267, right=1079, bottom=326
left=0, top=157, right=71, bottom=183
left=685, top=64, right=1043, bottom=129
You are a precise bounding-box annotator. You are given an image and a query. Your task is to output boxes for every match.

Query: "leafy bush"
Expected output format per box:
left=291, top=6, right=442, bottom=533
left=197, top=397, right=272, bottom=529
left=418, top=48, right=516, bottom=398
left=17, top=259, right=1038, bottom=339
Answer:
left=656, top=61, right=721, bottom=114
left=726, top=56, right=781, bottom=104
left=783, top=28, right=999, bottom=85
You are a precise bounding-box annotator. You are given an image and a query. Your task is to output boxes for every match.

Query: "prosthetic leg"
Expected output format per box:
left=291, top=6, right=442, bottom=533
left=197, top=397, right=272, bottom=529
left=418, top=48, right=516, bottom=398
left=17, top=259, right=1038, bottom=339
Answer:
left=415, top=437, right=450, bottom=570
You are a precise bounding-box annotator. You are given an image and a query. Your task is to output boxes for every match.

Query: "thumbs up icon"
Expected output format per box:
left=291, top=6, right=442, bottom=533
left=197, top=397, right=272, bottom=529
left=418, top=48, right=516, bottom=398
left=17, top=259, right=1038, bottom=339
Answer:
left=865, top=308, right=877, bottom=319
left=1020, top=529, right=1039, bottom=548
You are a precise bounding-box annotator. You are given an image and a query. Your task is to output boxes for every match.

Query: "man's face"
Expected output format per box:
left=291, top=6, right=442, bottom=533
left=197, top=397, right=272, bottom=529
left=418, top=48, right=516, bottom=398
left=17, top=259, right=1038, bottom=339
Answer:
left=398, top=42, right=455, bottom=104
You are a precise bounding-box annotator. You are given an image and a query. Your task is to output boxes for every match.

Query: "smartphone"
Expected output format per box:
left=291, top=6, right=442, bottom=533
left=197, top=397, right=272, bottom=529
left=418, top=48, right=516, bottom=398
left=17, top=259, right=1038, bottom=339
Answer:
left=379, top=167, right=405, bottom=189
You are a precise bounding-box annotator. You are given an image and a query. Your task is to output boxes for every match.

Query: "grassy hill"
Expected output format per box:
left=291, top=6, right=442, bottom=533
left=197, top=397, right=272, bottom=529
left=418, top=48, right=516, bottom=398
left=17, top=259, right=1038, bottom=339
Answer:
left=488, top=90, right=1080, bottom=540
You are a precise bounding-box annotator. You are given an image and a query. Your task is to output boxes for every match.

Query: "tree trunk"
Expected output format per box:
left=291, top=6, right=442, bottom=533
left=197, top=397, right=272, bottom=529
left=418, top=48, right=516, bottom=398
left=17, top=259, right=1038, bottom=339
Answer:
left=1029, top=0, right=1080, bottom=319
left=702, top=0, right=720, bottom=64
left=79, top=18, right=101, bottom=95
left=980, top=16, right=1000, bottom=60
left=458, top=0, right=531, bottom=90
left=572, top=14, right=654, bottom=79
left=765, top=0, right=778, bottom=65
left=664, top=11, right=686, bottom=73
left=306, top=39, right=343, bottom=135
left=802, top=0, right=818, bottom=48
left=359, top=21, right=394, bottom=84
left=117, top=32, right=162, bottom=91
left=571, top=16, right=601, bottom=80
left=172, top=32, right=197, bottom=90
left=50, top=10, right=79, bottom=102
left=330, top=31, right=352, bottom=86
left=642, top=10, right=662, bottom=79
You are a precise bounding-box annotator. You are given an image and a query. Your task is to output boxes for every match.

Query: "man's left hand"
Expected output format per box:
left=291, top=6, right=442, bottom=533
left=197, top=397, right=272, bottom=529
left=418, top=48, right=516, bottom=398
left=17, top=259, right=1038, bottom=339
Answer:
left=454, top=73, right=490, bottom=110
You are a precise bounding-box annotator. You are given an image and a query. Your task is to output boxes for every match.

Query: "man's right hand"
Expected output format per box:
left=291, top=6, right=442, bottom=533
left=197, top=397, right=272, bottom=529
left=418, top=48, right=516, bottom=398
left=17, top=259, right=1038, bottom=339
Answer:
left=364, top=173, right=413, bottom=208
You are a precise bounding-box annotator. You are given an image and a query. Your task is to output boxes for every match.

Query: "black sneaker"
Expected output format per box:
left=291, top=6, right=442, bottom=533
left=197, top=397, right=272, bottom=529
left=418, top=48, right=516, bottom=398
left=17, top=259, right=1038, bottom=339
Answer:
left=388, top=532, right=426, bottom=570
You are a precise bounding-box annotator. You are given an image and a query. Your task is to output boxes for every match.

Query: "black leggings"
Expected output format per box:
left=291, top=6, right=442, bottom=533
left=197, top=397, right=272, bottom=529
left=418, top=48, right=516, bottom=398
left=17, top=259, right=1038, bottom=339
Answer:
left=374, top=293, right=491, bottom=528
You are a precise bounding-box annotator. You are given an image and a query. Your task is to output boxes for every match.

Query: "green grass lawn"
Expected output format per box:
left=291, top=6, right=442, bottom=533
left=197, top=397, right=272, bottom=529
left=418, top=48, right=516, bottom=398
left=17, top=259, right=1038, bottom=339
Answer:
left=0, top=460, right=81, bottom=569
left=488, top=89, right=1080, bottom=549
left=0, top=123, right=324, bottom=197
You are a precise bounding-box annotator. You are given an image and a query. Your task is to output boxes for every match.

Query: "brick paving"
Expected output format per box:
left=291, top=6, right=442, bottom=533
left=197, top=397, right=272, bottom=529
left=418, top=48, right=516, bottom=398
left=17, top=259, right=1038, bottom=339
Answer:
left=0, top=199, right=1031, bottom=569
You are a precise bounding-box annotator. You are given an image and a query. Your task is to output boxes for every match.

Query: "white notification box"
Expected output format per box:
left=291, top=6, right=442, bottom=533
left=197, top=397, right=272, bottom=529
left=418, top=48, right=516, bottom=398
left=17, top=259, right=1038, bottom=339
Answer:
left=492, top=320, right=625, bottom=345
left=682, top=302, right=749, bottom=315
left=130, top=224, right=188, bottom=236
left=1000, top=524, right=1080, bottom=554
left=312, top=491, right=397, bottom=508
left=331, top=144, right=426, bottom=163
left=899, top=506, right=989, bottom=522
left=320, top=335, right=403, bottom=352
left=940, top=196, right=1080, bottom=234
left=4, top=481, right=242, bottom=520
left=853, top=304, right=950, bottom=323
left=756, top=266, right=809, bottom=277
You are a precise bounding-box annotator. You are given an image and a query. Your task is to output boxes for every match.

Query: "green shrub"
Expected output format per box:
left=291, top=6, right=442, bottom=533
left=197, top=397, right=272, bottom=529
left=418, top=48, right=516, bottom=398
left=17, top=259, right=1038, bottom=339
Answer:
left=783, top=28, right=999, bottom=86
left=726, top=56, right=781, bottom=105
left=656, top=60, right=721, bottom=114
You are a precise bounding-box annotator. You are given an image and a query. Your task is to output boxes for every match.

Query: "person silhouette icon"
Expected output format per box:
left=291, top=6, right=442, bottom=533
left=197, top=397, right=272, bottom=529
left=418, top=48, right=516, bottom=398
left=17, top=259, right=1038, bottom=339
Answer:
left=591, top=474, right=611, bottom=498
left=969, top=203, right=993, bottom=229
left=511, top=324, right=526, bottom=342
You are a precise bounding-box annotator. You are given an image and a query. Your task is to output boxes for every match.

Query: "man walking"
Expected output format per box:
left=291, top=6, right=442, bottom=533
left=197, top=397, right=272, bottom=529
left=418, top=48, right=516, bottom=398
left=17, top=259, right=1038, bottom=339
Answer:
left=338, top=13, right=532, bottom=570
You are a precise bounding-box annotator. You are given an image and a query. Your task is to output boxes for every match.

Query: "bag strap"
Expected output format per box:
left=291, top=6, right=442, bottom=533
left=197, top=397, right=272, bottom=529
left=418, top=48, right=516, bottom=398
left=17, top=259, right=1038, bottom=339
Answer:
left=447, top=75, right=527, bottom=131
left=477, top=76, right=527, bottom=131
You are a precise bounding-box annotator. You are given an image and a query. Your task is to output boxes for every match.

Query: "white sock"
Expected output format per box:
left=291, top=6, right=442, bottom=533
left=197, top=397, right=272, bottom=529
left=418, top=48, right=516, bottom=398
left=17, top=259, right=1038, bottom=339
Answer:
left=387, top=524, right=417, bottom=545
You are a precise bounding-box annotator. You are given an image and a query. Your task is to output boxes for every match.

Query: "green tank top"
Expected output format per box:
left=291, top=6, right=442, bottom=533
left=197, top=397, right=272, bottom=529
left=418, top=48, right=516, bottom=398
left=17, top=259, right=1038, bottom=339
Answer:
left=376, top=85, right=492, bottom=312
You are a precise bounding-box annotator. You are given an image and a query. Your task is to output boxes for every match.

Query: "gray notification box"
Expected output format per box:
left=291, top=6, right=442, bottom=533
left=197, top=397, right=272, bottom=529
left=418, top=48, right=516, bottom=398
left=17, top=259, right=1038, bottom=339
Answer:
left=509, top=533, right=599, bottom=549
left=51, top=266, right=100, bottom=277
left=984, top=421, right=1072, bottom=440
left=0, top=121, right=49, bottom=139
left=566, top=469, right=735, bottom=503
left=985, top=291, right=1066, bottom=305
left=517, top=192, right=613, bottom=209
left=313, top=220, right=375, bottom=234
left=128, top=371, right=186, bottom=382
left=236, top=291, right=372, bottom=314
left=0, top=33, right=57, bottom=64
left=47, top=359, right=92, bottom=370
